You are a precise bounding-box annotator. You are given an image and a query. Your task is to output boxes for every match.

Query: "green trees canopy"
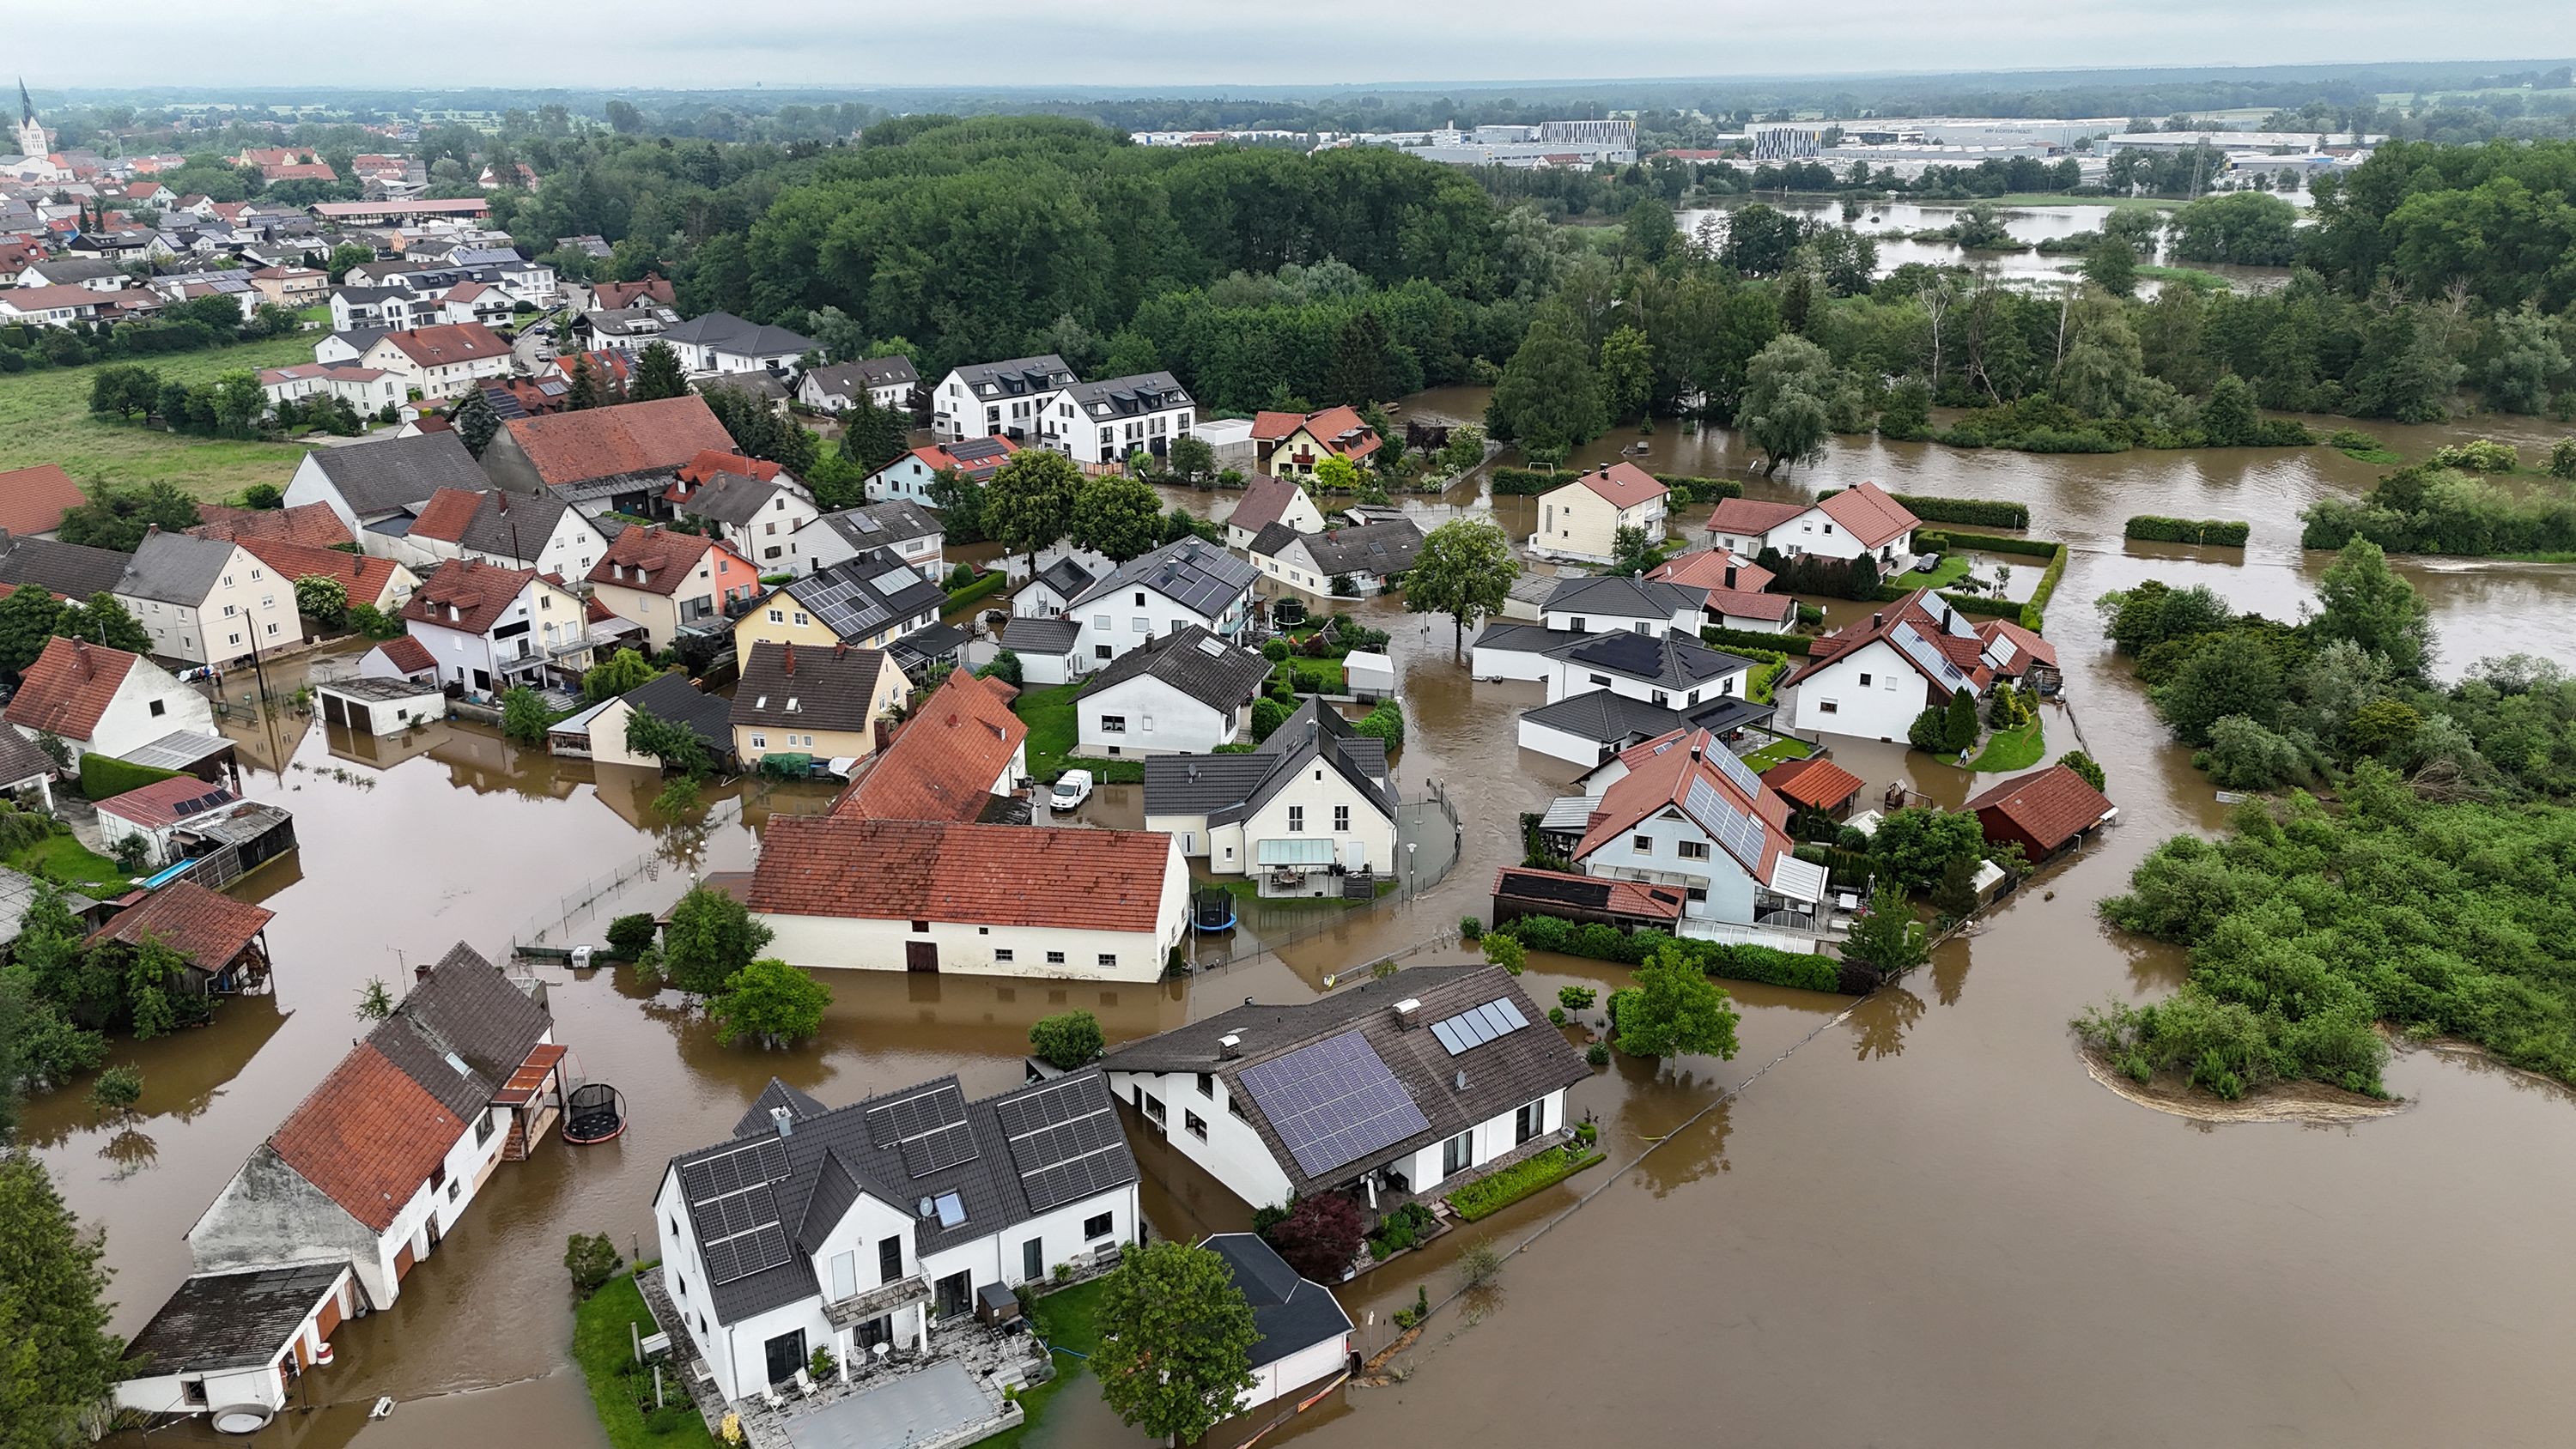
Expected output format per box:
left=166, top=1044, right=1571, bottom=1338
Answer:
left=0, top=1153, right=124, bottom=1448
left=982, top=450, right=1084, bottom=573
left=1404, top=517, right=1517, bottom=657
left=662, top=883, right=775, bottom=996
left=709, top=958, right=831, bottom=1050
left=1092, top=1240, right=1260, bottom=1446
left=1069, top=475, right=1164, bottom=563
left=583, top=647, right=659, bottom=702
left=1487, top=300, right=1603, bottom=452
left=1028, top=1010, right=1105, bottom=1070
left=1611, top=943, right=1741, bottom=1059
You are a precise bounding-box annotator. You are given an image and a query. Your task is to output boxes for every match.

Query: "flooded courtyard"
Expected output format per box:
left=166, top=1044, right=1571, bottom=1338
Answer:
left=37, top=403, right=2576, bottom=1449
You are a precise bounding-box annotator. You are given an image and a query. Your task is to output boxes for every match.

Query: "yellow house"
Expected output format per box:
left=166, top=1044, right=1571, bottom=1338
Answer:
left=1528, top=461, right=1670, bottom=565
left=726, top=640, right=910, bottom=767
left=584, top=525, right=762, bottom=653
left=729, top=552, right=945, bottom=658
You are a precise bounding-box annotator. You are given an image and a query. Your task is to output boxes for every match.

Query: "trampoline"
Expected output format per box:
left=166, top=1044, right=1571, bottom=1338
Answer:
left=562, top=1082, right=628, bottom=1144
left=1192, top=888, right=1236, bottom=933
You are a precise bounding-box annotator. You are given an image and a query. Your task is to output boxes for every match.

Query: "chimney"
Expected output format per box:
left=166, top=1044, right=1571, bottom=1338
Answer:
left=415, top=959, right=433, bottom=982
left=769, top=1105, right=795, bottom=1138
left=835, top=641, right=848, bottom=660
left=1724, top=565, right=1737, bottom=588
left=1218, top=1034, right=1242, bottom=1059
left=71, top=639, right=91, bottom=677
left=781, top=642, right=795, bottom=675
left=1870, top=612, right=1883, bottom=628
left=1393, top=998, right=1421, bottom=1029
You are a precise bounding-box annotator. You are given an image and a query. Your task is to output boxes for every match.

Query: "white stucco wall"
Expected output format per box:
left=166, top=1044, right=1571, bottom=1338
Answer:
left=1577, top=809, right=1758, bottom=922
left=1517, top=715, right=1616, bottom=768
left=1779, top=640, right=1941, bottom=743
left=1068, top=584, right=1246, bottom=676
left=758, top=846, right=1187, bottom=980
left=49, top=661, right=216, bottom=766
left=1105, top=1069, right=1295, bottom=1210
left=1078, top=675, right=1236, bottom=757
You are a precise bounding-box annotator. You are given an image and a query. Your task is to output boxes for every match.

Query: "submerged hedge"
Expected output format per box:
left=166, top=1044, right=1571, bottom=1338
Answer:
left=2125, top=515, right=2251, bottom=546
left=1889, top=494, right=2030, bottom=529
left=1489, top=467, right=1743, bottom=503
left=1449, top=1144, right=1605, bottom=1221
left=1492, top=914, right=1846, bottom=993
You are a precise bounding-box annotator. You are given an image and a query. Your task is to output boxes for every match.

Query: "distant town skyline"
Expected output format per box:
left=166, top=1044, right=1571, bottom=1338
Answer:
left=10, top=3, right=2575, bottom=93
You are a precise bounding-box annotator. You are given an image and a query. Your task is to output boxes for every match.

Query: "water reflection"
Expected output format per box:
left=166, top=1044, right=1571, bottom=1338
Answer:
left=1847, top=986, right=1924, bottom=1061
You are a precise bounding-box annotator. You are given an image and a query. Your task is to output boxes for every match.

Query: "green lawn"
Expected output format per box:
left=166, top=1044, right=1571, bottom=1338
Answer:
left=1741, top=736, right=1814, bottom=770
left=1278, top=656, right=1346, bottom=694
left=985, top=1278, right=1112, bottom=1449
left=0, top=335, right=318, bottom=500
left=1886, top=553, right=1975, bottom=591
left=1013, top=683, right=1143, bottom=784
left=572, top=1272, right=720, bottom=1449
left=1970, top=717, right=2045, bottom=773
left=11, top=833, right=132, bottom=894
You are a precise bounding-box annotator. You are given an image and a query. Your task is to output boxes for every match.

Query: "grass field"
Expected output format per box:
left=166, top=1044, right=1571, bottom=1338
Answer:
left=1013, top=682, right=1144, bottom=785
left=1971, top=717, right=2045, bottom=773
left=0, top=336, right=318, bottom=500
left=1887, top=553, right=1974, bottom=591
left=11, top=832, right=131, bottom=894
left=572, top=1272, right=720, bottom=1449
left=986, top=1277, right=1112, bottom=1449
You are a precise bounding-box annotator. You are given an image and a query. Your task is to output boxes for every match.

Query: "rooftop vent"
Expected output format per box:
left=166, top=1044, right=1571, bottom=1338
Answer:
left=1218, top=1033, right=1242, bottom=1059
left=769, top=1105, right=794, bottom=1138
left=1394, top=998, right=1421, bottom=1028
left=1453, top=1070, right=1467, bottom=1092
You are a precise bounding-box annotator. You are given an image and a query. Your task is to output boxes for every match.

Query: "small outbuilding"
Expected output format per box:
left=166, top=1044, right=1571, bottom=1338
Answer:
left=1490, top=865, right=1686, bottom=934
left=112, top=1261, right=355, bottom=1432
left=1760, top=755, right=1866, bottom=822
left=1200, top=1233, right=1355, bottom=1411
left=1343, top=650, right=1394, bottom=702
left=314, top=676, right=445, bottom=737
left=1965, top=762, right=2116, bottom=863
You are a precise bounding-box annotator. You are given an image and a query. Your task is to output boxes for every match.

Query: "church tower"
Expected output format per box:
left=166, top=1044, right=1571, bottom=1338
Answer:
left=15, top=80, right=47, bottom=158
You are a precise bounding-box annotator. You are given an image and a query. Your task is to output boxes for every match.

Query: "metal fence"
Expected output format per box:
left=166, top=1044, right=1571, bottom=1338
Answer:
left=502, top=797, right=747, bottom=955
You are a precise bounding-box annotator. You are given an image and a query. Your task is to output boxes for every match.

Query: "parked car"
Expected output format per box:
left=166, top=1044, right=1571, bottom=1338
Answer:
left=1050, top=770, right=1094, bottom=811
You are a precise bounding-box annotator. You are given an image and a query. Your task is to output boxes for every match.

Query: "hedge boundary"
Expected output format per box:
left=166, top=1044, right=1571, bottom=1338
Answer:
left=2124, top=515, right=2251, bottom=546
left=1449, top=1145, right=1607, bottom=1221
left=1491, top=916, right=1849, bottom=994
left=1826, top=491, right=2031, bottom=529
left=78, top=754, right=184, bottom=802
left=1903, top=529, right=2068, bottom=632
left=1701, top=624, right=1813, bottom=657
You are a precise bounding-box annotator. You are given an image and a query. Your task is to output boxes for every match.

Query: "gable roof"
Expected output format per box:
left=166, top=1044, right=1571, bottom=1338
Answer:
left=1644, top=547, right=1776, bottom=597
left=1761, top=755, right=1865, bottom=812
left=89, top=879, right=276, bottom=968
left=1975, top=616, right=2058, bottom=672
left=373, top=323, right=507, bottom=368
left=1084, top=624, right=1271, bottom=712
left=266, top=1042, right=465, bottom=1233
left=731, top=640, right=891, bottom=736
left=682, top=470, right=796, bottom=528
left=605, top=670, right=734, bottom=755
left=833, top=671, right=1025, bottom=823
left=813, top=500, right=940, bottom=553
left=501, top=396, right=737, bottom=489
left=748, top=815, right=1174, bottom=933
left=112, top=531, right=240, bottom=606
left=1252, top=404, right=1379, bottom=458
left=1965, top=763, right=2115, bottom=853
left=95, top=775, right=238, bottom=829
left=1546, top=630, right=1751, bottom=689
left=1228, top=474, right=1311, bottom=537
left=1068, top=537, right=1255, bottom=617
left=1141, top=698, right=1392, bottom=825
left=885, top=436, right=1018, bottom=484
left=1519, top=688, right=1684, bottom=749
left=659, top=310, right=814, bottom=359
left=0, top=532, right=134, bottom=600
left=666, top=1068, right=1137, bottom=1325
left=1783, top=589, right=1990, bottom=695
left=1540, top=573, right=1699, bottom=621
left=1059, top=372, right=1191, bottom=420
left=1273, top=517, right=1425, bottom=578
left=1704, top=496, right=1809, bottom=537
left=1814, top=482, right=1920, bottom=549
left=400, top=557, right=537, bottom=636
left=588, top=524, right=722, bottom=597
left=804, top=356, right=917, bottom=395
left=1202, top=1234, right=1354, bottom=1366
left=368, top=634, right=436, bottom=676
left=1573, top=728, right=1795, bottom=884
left=236, top=537, right=408, bottom=602
left=770, top=552, right=943, bottom=642
left=190, top=500, right=355, bottom=549
left=1100, top=965, right=1587, bottom=1197
left=0, top=463, right=84, bottom=536
left=948, top=354, right=1074, bottom=398
left=302, top=430, right=489, bottom=518
left=1559, top=461, right=1667, bottom=510
left=364, top=943, right=551, bottom=1122
left=3, top=636, right=140, bottom=738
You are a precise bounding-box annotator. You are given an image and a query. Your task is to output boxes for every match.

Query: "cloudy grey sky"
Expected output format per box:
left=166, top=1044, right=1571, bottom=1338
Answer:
left=13, top=2, right=2574, bottom=90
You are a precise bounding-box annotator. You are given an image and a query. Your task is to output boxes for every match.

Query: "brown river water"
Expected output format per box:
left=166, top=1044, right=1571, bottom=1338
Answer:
left=33, top=397, right=2576, bottom=1449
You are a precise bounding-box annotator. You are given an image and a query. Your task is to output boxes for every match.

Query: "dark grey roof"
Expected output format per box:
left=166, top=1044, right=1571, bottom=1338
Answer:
left=667, top=1069, right=1138, bottom=1325
left=890, top=621, right=969, bottom=675
left=1083, top=624, right=1269, bottom=712
left=324, top=326, right=389, bottom=356
left=24, top=258, right=121, bottom=283
left=1141, top=699, right=1391, bottom=825
left=662, top=310, right=815, bottom=358
left=0, top=725, right=53, bottom=785
left=683, top=470, right=794, bottom=528
left=696, top=371, right=791, bottom=403
left=1030, top=556, right=1096, bottom=599
left=452, top=491, right=575, bottom=563
left=1281, top=518, right=1425, bottom=579
left=364, top=942, right=551, bottom=1120
left=1069, top=537, right=1255, bottom=619
left=1471, top=621, right=1585, bottom=656
left=951, top=354, right=1074, bottom=398
left=1202, top=1233, right=1353, bottom=1365
left=1521, top=689, right=1683, bottom=748
left=772, top=552, right=943, bottom=645
left=122, top=1263, right=348, bottom=1373
left=618, top=670, right=737, bottom=755
left=999, top=615, right=1079, bottom=655
left=1546, top=632, right=1753, bottom=690
left=1060, top=372, right=1191, bottom=419
left=805, top=356, right=917, bottom=395
left=732, top=640, right=889, bottom=735
left=817, top=501, right=940, bottom=550
left=0, top=533, right=134, bottom=599
left=114, top=531, right=238, bottom=605
left=1679, top=694, right=1778, bottom=736
left=1102, top=966, right=1587, bottom=1197
left=1541, top=574, right=1701, bottom=621
left=306, top=431, right=491, bottom=518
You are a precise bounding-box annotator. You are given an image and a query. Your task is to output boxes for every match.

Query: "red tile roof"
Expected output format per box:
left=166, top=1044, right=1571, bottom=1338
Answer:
left=1976, top=617, right=2058, bottom=671
left=1705, top=496, right=1810, bottom=537
left=266, top=1043, right=465, bottom=1233
left=1574, top=728, right=1795, bottom=881
left=553, top=349, right=631, bottom=388
left=590, top=276, right=673, bottom=311
left=96, top=775, right=239, bottom=829
left=404, top=488, right=486, bottom=545
left=833, top=672, right=1027, bottom=823
left=237, top=537, right=410, bottom=606
left=190, top=500, right=356, bottom=549
left=1571, top=461, right=1667, bottom=510
left=587, top=525, right=718, bottom=597
left=1254, top=406, right=1381, bottom=462
left=89, top=880, right=275, bottom=969
left=370, top=635, right=436, bottom=676
left=1814, top=482, right=1919, bottom=549
left=400, top=557, right=536, bottom=636
left=1227, top=475, right=1309, bottom=537
left=1965, top=763, right=2115, bottom=854
left=1250, top=410, right=1306, bottom=441
left=1760, top=755, right=1865, bottom=812
left=3, top=637, right=140, bottom=740
left=261, top=162, right=338, bottom=182
left=503, top=396, right=737, bottom=488
left=897, top=437, right=1020, bottom=482
left=1783, top=589, right=1994, bottom=694
left=748, top=815, right=1175, bottom=934
left=0, top=283, right=112, bottom=313
left=375, top=323, right=507, bottom=368
left=1645, top=547, right=1777, bottom=597
left=0, top=464, right=86, bottom=537
left=676, top=449, right=781, bottom=486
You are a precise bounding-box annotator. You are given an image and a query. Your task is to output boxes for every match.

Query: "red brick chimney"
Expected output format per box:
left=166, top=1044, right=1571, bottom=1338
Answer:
left=781, top=641, right=795, bottom=675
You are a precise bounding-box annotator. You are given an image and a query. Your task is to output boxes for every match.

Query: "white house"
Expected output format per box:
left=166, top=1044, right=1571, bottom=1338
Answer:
left=1075, top=625, right=1271, bottom=758
left=995, top=616, right=1081, bottom=687
left=398, top=558, right=590, bottom=694
left=833, top=670, right=1027, bottom=822
left=1200, top=1235, right=1355, bottom=1410
left=746, top=814, right=1188, bottom=982
left=400, top=487, right=610, bottom=580
left=1539, top=630, right=1753, bottom=710
left=1141, top=700, right=1398, bottom=888
left=1527, top=462, right=1668, bottom=565
left=95, top=775, right=262, bottom=870
left=796, top=356, right=918, bottom=414
left=3, top=638, right=214, bottom=774
left=313, top=676, right=447, bottom=737
left=657, top=311, right=814, bottom=376
left=1224, top=474, right=1327, bottom=551
left=255, top=364, right=402, bottom=418
left=677, top=469, right=818, bottom=573
left=1561, top=727, right=1828, bottom=931
left=793, top=501, right=944, bottom=577
left=1011, top=555, right=1101, bottom=619
left=1099, top=964, right=1589, bottom=1217
left=653, top=1070, right=1140, bottom=1405
left=356, top=323, right=513, bottom=402
left=1244, top=517, right=1424, bottom=601
left=1643, top=549, right=1795, bottom=633
left=1065, top=538, right=1257, bottom=676
left=112, top=1263, right=356, bottom=1432
left=1775, top=589, right=1991, bottom=744
left=861, top=437, right=1017, bottom=506
left=1704, top=480, right=1921, bottom=572
left=931, top=355, right=1076, bottom=444
left=113, top=531, right=307, bottom=667
left=1034, top=372, right=1195, bottom=466
left=1536, top=574, right=1700, bottom=638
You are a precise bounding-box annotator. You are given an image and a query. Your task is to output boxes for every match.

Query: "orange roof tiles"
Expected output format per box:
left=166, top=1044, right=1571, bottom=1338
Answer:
left=1814, top=482, right=1919, bottom=549
left=677, top=449, right=781, bottom=486
left=833, top=672, right=1026, bottom=823
left=1705, top=496, right=1809, bottom=537
left=266, top=1043, right=465, bottom=1233
left=371, top=635, right=436, bottom=675
left=749, top=815, right=1174, bottom=934
left=376, top=323, right=507, bottom=368
left=1965, top=763, right=2115, bottom=854
left=401, top=557, right=537, bottom=636
left=501, top=396, right=737, bottom=489
left=587, top=525, right=718, bottom=597
left=1575, top=728, right=1794, bottom=880
left=0, top=464, right=86, bottom=537
left=1646, top=547, right=1777, bottom=596
left=3, top=637, right=139, bottom=740
left=89, top=879, right=276, bottom=968
left=404, top=487, right=485, bottom=545
left=236, top=537, right=409, bottom=605
left=1976, top=617, right=2058, bottom=670
left=1761, top=755, right=1865, bottom=812
left=1572, top=461, right=1667, bottom=510
left=190, top=500, right=355, bottom=549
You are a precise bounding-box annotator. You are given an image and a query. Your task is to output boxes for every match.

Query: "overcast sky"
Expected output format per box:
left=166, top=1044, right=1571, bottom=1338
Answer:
left=13, top=3, right=2574, bottom=91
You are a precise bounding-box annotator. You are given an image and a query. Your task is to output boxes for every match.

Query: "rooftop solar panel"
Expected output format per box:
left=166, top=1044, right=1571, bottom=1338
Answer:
left=1237, top=1030, right=1430, bottom=1179
left=1431, top=997, right=1532, bottom=1056
left=1891, top=621, right=1969, bottom=687
left=1708, top=744, right=1766, bottom=803
left=899, top=1120, right=978, bottom=1178
left=1685, top=777, right=1770, bottom=872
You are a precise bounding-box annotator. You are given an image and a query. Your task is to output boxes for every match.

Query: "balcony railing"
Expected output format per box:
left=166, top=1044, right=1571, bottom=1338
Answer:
left=826, top=1275, right=930, bottom=1328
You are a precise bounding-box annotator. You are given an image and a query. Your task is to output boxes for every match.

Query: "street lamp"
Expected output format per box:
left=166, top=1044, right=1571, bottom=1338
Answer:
left=1405, top=840, right=1419, bottom=899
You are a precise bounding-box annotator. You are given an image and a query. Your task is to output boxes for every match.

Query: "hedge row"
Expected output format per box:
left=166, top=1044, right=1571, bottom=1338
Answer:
left=1700, top=624, right=1814, bottom=657
left=943, top=570, right=1008, bottom=608
left=1449, top=1145, right=1606, bottom=1221
left=78, top=754, right=184, bottom=802
left=1918, top=529, right=2060, bottom=560
left=2124, top=515, right=2251, bottom=546
left=1492, top=915, right=1848, bottom=993
left=1489, top=468, right=1558, bottom=495
left=1890, top=494, right=2030, bottom=529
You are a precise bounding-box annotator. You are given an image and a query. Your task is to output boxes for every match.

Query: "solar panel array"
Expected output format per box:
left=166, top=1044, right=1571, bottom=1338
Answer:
left=798, top=565, right=898, bottom=640
left=1686, top=776, right=1770, bottom=872
left=899, top=1120, right=978, bottom=1179
left=1430, top=997, right=1531, bottom=1056
left=864, top=1082, right=980, bottom=1183
left=1000, top=1076, right=1130, bottom=1213
left=1088, top=540, right=1256, bottom=619
left=681, top=1138, right=795, bottom=1286
left=1707, top=743, right=1766, bottom=803
left=1237, top=1031, right=1430, bottom=1179
left=1890, top=621, right=1970, bottom=688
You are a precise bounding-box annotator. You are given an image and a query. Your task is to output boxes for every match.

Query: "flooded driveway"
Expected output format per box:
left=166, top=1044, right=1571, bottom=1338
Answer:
left=47, top=409, right=2576, bottom=1449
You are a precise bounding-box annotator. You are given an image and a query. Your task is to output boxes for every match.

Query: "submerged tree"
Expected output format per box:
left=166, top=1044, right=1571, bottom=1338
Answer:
left=1093, top=1240, right=1260, bottom=1447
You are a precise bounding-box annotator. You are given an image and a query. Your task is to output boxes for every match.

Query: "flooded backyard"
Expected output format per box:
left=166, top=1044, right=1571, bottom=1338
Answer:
left=38, top=403, right=2576, bottom=1449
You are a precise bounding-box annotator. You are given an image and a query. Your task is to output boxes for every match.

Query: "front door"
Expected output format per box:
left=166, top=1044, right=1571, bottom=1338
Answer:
left=933, top=1270, right=973, bottom=1320
left=763, top=1329, right=806, bottom=1386
left=906, top=941, right=938, bottom=974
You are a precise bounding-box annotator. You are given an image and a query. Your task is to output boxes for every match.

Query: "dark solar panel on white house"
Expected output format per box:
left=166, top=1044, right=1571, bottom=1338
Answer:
left=1708, top=744, right=1767, bottom=803
left=1891, top=621, right=1971, bottom=688
left=682, top=1137, right=795, bottom=1286
left=899, top=1120, right=979, bottom=1179
left=866, top=1082, right=968, bottom=1148
left=1000, top=1075, right=1130, bottom=1212
left=1237, top=1030, right=1430, bottom=1179
left=1686, top=776, right=1770, bottom=872
left=1429, top=997, right=1531, bottom=1055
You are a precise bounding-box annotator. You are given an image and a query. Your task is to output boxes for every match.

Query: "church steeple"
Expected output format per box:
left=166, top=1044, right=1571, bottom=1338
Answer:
left=16, top=78, right=30, bottom=126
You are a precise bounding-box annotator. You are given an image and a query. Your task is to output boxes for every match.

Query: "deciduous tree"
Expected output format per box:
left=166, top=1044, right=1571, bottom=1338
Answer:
left=0, top=1151, right=124, bottom=1447
left=54, top=592, right=150, bottom=654
left=1266, top=1192, right=1364, bottom=1282
left=2313, top=537, right=2433, bottom=676
left=1841, top=885, right=1929, bottom=973
left=982, top=449, right=1084, bottom=574
left=1093, top=1240, right=1260, bottom=1447
left=1071, top=475, right=1164, bottom=563
left=1404, top=517, right=1517, bottom=657
left=581, top=646, right=657, bottom=701
left=663, top=884, right=775, bottom=996
left=710, top=958, right=831, bottom=1050
left=1613, top=943, right=1741, bottom=1059
left=1028, top=1010, right=1104, bottom=1070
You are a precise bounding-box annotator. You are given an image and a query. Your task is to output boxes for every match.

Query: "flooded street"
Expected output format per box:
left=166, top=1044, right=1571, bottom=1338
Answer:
left=39, top=403, right=2576, bottom=1449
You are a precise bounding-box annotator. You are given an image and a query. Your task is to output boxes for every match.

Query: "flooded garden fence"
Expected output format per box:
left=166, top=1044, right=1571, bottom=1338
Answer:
left=504, top=797, right=748, bottom=953
left=1179, top=783, right=1462, bottom=976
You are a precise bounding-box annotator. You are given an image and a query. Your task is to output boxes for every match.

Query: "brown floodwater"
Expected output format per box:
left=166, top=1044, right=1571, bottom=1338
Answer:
left=45, top=406, right=2576, bottom=1449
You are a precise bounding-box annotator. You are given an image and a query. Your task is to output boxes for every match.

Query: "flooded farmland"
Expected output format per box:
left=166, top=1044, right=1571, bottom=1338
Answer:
left=42, top=402, right=2576, bottom=1449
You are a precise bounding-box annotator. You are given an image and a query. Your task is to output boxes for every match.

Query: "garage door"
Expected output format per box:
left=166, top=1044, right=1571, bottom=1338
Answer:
left=393, top=1241, right=415, bottom=1280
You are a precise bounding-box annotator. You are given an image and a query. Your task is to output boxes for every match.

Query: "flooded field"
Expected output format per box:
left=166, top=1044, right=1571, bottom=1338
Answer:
left=1678, top=197, right=2300, bottom=290
left=42, top=400, right=2576, bottom=1449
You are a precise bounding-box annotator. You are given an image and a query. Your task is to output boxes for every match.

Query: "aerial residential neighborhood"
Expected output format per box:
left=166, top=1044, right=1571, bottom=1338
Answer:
left=0, top=39, right=2565, bottom=1449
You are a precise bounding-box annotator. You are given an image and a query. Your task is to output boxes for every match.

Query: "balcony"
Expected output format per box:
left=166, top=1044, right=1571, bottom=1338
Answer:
left=825, top=1275, right=930, bottom=1329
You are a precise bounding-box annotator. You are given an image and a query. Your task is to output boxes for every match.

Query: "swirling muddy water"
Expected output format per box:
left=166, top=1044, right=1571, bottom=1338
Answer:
left=50, top=403, right=2576, bottom=1449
